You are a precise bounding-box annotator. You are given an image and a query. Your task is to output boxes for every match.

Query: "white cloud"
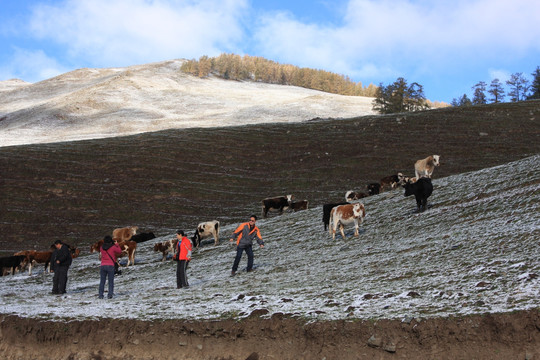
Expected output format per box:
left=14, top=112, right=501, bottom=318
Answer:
left=28, top=0, right=249, bottom=66
left=252, top=0, right=540, bottom=80
left=0, top=48, right=67, bottom=82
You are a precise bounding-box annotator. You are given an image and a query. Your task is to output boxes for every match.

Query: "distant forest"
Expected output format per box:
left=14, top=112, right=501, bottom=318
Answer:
left=180, top=53, right=378, bottom=97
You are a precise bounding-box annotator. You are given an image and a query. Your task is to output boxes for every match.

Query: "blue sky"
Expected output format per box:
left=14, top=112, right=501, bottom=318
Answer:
left=1, top=0, right=539, bottom=103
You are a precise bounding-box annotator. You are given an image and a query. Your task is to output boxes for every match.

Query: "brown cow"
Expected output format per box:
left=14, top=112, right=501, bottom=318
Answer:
left=112, top=226, right=138, bottom=242
left=328, top=203, right=366, bottom=241
left=290, top=200, right=309, bottom=211
left=14, top=250, right=53, bottom=275
left=153, top=239, right=178, bottom=261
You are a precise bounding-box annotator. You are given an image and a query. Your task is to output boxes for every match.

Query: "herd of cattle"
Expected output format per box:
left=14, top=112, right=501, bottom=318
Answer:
left=0, top=155, right=440, bottom=277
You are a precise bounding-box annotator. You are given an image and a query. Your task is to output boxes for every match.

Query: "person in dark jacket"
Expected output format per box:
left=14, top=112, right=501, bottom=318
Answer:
left=229, top=215, right=264, bottom=276
left=99, top=235, right=122, bottom=299
left=51, top=240, right=72, bottom=294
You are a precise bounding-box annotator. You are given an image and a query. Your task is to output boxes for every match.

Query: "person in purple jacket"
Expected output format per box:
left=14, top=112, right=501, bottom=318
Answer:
left=99, top=235, right=122, bottom=299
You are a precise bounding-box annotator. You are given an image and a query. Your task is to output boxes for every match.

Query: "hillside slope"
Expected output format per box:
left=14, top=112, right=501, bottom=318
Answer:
left=0, top=60, right=375, bottom=147
left=0, top=155, right=538, bottom=359
left=1, top=100, right=539, bottom=252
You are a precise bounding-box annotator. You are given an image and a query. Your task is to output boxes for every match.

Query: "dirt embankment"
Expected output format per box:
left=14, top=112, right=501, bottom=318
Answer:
left=1, top=310, right=539, bottom=359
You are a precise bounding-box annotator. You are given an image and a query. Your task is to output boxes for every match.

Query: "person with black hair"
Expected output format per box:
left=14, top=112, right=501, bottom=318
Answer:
left=229, top=215, right=264, bottom=276
left=51, top=240, right=72, bottom=295
left=174, top=230, right=192, bottom=289
left=99, top=235, right=122, bottom=299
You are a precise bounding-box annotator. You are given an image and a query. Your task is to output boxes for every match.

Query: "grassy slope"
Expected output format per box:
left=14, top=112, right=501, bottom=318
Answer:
left=1, top=100, right=539, bottom=253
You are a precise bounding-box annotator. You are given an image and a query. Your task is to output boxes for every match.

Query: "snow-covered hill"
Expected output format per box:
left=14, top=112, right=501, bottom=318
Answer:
left=0, top=60, right=375, bottom=147
left=1, top=155, right=538, bottom=322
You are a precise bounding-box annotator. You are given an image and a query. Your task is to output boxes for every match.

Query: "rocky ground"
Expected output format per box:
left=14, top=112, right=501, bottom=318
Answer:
left=1, top=310, right=539, bottom=359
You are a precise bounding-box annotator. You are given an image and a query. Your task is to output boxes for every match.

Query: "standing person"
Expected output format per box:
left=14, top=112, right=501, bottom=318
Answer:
left=99, top=235, right=122, bottom=299
left=51, top=240, right=72, bottom=295
left=229, top=215, right=264, bottom=276
left=174, top=230, right=192, bottom=289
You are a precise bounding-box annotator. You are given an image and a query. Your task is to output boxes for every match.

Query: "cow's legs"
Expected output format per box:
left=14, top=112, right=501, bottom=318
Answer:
left=339, top=224, right=346, bottom=239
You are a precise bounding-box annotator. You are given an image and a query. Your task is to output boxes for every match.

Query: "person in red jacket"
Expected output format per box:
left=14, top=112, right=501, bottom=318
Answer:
left=99, top=235, right=122, bottom=299
left=229, top=215, right=264, bottom=276
left=174, top=230, right=192, bottom=289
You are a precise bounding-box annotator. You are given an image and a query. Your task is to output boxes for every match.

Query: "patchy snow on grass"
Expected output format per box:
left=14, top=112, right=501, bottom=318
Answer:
left=1, top=155, right=539, bottom=322
left=0, top=60, right=375, bottom=147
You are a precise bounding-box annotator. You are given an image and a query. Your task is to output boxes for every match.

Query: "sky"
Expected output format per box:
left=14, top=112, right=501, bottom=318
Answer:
left=1, top=0, right=539, bottom=103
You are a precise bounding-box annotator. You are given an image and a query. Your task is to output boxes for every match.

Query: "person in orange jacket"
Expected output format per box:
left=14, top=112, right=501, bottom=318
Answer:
left=174, top=230, right=192, bottom=289
left=229, top=215, right=264, bottom=276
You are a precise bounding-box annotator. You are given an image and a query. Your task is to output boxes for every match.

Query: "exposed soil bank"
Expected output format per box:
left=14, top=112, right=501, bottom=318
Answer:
left=1, top=309, right=539, bottom=359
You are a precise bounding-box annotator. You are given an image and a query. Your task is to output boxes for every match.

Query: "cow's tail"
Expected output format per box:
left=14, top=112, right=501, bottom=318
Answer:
left=328, top=210, right=334, bottom=236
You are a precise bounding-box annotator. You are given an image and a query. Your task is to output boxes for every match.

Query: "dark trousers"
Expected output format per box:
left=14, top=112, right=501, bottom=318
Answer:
left=177, top=260, right=189, bottom=288
left=99, top=265, right=115, bottom=298
left=232, top=245, right=254, bottom=272
left=52, top=266, right=69, bottom=294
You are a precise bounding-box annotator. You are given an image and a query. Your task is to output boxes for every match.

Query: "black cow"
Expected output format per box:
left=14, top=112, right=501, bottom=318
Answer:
left=367, top=183, right=381, bottom=196
left=130, top=232, right=156, bottom=243
left=261, top=195, right=293, bottom=218
left=322, top=202, right=349, bottom=230
left=0, top=255, right=27, bottom=276
left=404, top=177, right=433, bottom=212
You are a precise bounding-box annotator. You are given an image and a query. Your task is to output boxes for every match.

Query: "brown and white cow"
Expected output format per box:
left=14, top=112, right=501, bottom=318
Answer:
left=290, top=200, right=309, bottom=212
left=192, top=220, right=220, bottom=248
left=261, top=195, right=293, bottom=218
left=114, top=240, right=137, bottom=267
left=414, top=155, right=440, bottom=179
left=380, top=173, right=405, bottom=191
left=328, top=203, right=366, bottom=241
left=112, top=226, right=138, bottom=242
left=153, top=239, right=178, bottom=261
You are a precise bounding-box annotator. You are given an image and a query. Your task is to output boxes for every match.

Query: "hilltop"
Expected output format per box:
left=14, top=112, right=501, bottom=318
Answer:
left=0, top=59, right=375, bottom=147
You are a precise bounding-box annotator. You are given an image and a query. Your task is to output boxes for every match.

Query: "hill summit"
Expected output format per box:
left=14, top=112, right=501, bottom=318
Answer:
left=0, top=59, right=375, bottom=147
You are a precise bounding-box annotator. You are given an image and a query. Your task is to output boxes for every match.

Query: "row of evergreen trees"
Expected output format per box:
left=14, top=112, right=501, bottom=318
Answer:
left=180, top=53, right=378, bottom=97
left=452, top=67, right=540, bottom=106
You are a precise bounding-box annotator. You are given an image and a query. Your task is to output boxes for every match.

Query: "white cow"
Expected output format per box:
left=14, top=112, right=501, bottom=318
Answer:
left=328, top=203, right=366, bottom=240
left=414, top=155, right=440, bottom=179
left=192, top=220, right=220, bottom=248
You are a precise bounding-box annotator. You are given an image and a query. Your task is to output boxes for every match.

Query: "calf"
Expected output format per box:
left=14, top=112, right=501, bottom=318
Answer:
left=116, top=240, right=137, bottom=267
left=290, top=200, right=309, bottom=212
left=192, top=220, right=220, bottom=248
left=380, top=173, right=405, bottom=191
left=322, top=202, right=349, bottom=230
left=112, top=226, right=138, bottom=242
left=367, top=183, right=381, bottom=196
left=130, top=232, right=156, bottom=243
left=329, top=203, right=366, bottom=240
left=345, top=191, right=368, bottom=202
left=261, top=195, right=293, bottom=218
left=153, top=239, right=178, bottom=261
left=404, top=177, right=433, bottom=212
left=414, top=155, right=440, bottom=179
left=90, top=239, right=104, bottom=255
left=0, top=255, right=27, bottom=276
